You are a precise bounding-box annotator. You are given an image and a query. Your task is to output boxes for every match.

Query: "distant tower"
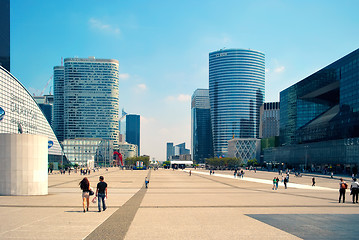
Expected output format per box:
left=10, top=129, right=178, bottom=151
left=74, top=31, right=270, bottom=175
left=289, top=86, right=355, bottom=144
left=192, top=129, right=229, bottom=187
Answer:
left=53, top=66, right=65, bottom=141
left=191, top=89, right=213, bottom=163
left=0, top=0, right=10, bottom=72
left=209, top=49, right=265, bottom=156
left=119, top=113, right=140, bottom=155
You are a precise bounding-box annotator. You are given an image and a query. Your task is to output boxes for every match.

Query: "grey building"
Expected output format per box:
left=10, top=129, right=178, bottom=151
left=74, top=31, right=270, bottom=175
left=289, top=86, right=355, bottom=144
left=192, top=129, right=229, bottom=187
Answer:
left=53, top=66, right=65, bottom=141
left=259, top=102, right=280, bottom=138
left=191, top=89, right=213, bottom=163
left=53, top=57, right=120, bottom=147
left=34, top=95, right=54, bottom=127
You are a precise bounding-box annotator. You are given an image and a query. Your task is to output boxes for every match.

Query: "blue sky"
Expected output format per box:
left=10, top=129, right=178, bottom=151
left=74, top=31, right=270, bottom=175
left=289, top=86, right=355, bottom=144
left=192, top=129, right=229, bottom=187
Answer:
left=10, top=0, right=359, bottom=161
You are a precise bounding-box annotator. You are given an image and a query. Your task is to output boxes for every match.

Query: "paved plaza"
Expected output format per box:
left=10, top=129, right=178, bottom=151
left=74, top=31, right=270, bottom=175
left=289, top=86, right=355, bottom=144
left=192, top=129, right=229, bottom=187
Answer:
left=0, top=168, right=358, bottom=239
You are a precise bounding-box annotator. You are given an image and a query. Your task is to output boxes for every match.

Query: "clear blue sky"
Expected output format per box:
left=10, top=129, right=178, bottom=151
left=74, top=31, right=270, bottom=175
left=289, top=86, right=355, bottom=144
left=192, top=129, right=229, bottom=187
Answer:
left=10, top=0, right=359, bottom=161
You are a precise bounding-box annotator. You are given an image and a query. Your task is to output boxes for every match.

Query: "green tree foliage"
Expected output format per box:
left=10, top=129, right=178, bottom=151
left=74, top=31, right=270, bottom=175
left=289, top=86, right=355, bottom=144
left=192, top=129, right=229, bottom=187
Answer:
left=125, top=156, right=150, bottom=167
left=205, top=157, right=241, bottom=169
left=247, top=158, right=258, bottom=167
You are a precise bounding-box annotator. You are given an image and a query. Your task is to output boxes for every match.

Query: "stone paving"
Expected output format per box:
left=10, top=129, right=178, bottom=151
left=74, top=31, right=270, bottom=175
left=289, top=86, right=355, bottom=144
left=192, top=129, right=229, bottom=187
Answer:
left=0, top=168, right=358, bottom=239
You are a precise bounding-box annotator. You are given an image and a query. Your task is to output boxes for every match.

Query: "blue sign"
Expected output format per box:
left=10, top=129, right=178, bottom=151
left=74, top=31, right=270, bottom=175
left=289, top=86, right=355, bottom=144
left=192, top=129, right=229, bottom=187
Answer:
left=48, top=141, right=54, bottom=149
left=0, top=107, right=5, bottom=121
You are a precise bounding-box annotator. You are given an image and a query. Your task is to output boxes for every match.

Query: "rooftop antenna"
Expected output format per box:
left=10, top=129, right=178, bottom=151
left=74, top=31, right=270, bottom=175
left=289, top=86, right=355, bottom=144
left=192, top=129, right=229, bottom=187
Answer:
left=61, top=57, right=63, bottom=66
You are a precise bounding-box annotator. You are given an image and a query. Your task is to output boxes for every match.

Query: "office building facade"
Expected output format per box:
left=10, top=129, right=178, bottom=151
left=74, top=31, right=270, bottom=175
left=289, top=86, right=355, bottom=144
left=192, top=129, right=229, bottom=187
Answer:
left=53, top=66, right=65, bottom=141
left=119, top=113, right=140, bottom=155
left=0, top=0, right=10, bottom=72
left=265, top=48, right=359, bottom=171
left=191, top=89, right=213, bottom=163
left=209, top=49, right=265, bottom=156
left=54, top=57, right=120, bottom=147
left=34, top=95, right=54, bottom=127
left=259, top=102, right=280, bottom=138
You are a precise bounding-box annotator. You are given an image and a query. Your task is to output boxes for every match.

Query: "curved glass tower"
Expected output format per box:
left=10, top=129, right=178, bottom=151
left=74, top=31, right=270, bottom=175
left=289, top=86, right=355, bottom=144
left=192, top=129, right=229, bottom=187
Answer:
left=209, top=49, right=265, bottom=156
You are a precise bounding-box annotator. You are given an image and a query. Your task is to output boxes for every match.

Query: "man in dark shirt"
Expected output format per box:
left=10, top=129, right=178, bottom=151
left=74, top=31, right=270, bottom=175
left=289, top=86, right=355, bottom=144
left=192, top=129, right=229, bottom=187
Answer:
left=96, top=176, right=108, bottom=212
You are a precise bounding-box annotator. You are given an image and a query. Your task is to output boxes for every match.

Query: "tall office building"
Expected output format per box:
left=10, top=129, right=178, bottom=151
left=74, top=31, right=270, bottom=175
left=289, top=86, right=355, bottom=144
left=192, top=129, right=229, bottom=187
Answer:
left=53, top=66, right=65, bottom=141
left=119, top=113, right=140, bottom=155
left=191, top=89, right=213, bottom=163
left=53, top=57, right=119, bottom=147
left=166, top=142, right=174, bottom=160
left=264, top=48, right=359, bottom=171
left=259, top=102, right=280, bottom=138
left=209, top=49, right=265, bottom=156
left=0, top=0, right=10, bottom=72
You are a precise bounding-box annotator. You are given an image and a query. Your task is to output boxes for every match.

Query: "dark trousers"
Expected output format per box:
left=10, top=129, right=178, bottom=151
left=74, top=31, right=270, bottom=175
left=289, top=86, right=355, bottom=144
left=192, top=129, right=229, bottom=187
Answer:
left=98, top=193, right=106, bottom=211
left=339, top=189, right=346, bottom=203
left=352, top=188, right=359, bottom=203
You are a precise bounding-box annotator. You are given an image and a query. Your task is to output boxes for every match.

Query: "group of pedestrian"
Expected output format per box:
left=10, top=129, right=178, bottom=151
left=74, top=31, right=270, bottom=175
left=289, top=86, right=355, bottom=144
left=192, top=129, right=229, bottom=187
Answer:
left=79, top=176, right=107, bottom=212
left=339, top=178, right=359, bottom=203
left=233, top=169, right=244, bottom=178
left=80, top=168, right=90, bottom=175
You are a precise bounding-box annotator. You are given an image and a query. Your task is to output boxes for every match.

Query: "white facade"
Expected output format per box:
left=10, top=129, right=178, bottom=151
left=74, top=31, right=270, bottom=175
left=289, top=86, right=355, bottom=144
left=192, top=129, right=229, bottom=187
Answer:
left=118, top=142, right=138, bottom=160
left=227, top=138, right=261, bottom=164
left=0, top=134, right=48, bottom=195
left=0, top=66, right=62, bottom=160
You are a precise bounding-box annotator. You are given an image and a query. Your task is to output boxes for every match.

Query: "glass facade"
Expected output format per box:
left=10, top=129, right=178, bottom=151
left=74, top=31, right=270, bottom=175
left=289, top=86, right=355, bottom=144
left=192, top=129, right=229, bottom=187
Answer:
left=0, top=0, right=10, bottom=72
left=54, top=57, right=120, bottom=147
left=53, top=66, right=65, bottom=141
left=0, top=66, right=62, bottom=161
left=191, top=89, right=213, bottom=163
left=209, top=49, right=265, bottom=156
left=267, top=48, right=359, bottom=170
left=120, top=114, right=140, bottom=155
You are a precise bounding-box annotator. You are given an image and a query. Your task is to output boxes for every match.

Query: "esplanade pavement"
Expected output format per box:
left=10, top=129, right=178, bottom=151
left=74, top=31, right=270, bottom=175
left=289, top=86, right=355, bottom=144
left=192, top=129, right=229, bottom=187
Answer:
left=0, top=168, right=358, bottom=239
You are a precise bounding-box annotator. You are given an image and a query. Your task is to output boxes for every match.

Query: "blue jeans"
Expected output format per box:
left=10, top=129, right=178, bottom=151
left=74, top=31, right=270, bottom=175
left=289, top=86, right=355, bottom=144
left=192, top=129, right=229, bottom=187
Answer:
left=98, top=193, right=106, bottom=211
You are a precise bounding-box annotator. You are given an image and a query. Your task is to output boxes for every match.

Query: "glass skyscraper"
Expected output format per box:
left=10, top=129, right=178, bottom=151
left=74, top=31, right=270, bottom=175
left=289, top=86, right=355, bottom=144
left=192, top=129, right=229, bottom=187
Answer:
left=191, top=89, right=213, bottom=163
left=119, top=114, right=140, bottom=155
left=209, top=49, right=265, bottom=156
left=54, top=57, right=120, bottom=147
left=53, top=66, right=65, bottom=141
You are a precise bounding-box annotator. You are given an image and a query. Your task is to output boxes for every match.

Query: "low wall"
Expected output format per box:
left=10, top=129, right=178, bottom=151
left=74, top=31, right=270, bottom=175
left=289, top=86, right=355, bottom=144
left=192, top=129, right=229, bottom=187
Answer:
left=0, top=134, right=48, bottom=195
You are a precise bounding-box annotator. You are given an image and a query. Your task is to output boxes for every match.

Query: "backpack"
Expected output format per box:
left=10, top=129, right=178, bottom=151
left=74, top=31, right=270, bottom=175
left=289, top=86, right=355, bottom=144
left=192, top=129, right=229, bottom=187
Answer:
left=341, top=183, right=348, bottom=189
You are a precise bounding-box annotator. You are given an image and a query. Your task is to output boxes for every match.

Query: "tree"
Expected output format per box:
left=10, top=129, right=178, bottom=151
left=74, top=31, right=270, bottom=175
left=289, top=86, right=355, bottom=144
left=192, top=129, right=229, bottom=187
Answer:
left=247, top=158, right=258, bottom=167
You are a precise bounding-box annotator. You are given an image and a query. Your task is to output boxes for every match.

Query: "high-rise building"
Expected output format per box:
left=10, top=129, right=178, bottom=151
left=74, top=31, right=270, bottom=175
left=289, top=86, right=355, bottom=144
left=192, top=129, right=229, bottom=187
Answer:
left=0, top=0, right=10, bottom=72
left=34, top=95, right=54, bottom=126
left=166, top=142, right=174, bottom=160
left=191, top=89, right=213, bottom=163
left=259, top=102, right=280, bottom=138
left=53, top=66, right=65, bottom=141
left=53, top=57, right=119, bottom=147
left=209, top=49, right=265, bottom=156
left=119, top=112, right=140, bottom=155
left=264, top=48, right=359, bottom=171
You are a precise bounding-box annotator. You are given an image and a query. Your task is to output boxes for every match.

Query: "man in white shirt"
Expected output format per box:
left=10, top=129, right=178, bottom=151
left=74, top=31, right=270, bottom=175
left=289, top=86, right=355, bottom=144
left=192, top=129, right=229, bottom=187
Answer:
left=350, top=178, right=359, bottom=204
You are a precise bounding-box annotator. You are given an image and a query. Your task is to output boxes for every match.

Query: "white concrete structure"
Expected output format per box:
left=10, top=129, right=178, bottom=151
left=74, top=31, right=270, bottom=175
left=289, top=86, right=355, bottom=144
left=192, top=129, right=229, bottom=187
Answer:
left=119, top=142, right=138, bottom=160
left=0, top=134, right=48, bottom=195
left=227, top=138, right=261, bottom=164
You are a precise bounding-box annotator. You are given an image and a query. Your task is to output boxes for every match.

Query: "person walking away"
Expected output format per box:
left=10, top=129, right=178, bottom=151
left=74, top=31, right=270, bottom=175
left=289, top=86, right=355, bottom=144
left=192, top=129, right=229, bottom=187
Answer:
left=189, top=170, right=192, bottom=176
left=312, top=177, right=316, bottom=186
left=350, top=178, right=359, bottom=203
left=96, top=176, right=107, bottom=212
left=331, top=172, right=334, bottom=178
left=79, top=177, right=91, bottom=212
left=145, top=177, right=149, bottom=188
left=284, top=176, right=288, bottom=189
left=234, top=169, right=237, bottom=178
left=339, top=178, right=348, bottom=203
left=276, top=177, right=279, bottom=190
left=272, top=177, right=277, bottom=190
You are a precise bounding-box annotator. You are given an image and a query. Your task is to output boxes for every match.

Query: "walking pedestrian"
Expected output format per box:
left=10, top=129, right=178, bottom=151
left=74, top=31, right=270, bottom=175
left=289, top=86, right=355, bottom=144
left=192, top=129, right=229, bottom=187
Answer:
left=331, top=172, right=334, bottom=179
left=284, top=176, right=288, bottom=189
left=145, top=177, right=149, bottom=188
left=272, top=177, right=277, bottom=190
left=339, top=178, right=348, bottom=203
left=276, top=177, right=279, bottom=190
left=350, top=178, right=359, bottom=204
left=96, top=176, right=107, bottom=212
left=79, top=177, right=91, bottom=212
left=312, top=177, right=316, bottom=186
left=189, top=170, right=192, bottom=176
